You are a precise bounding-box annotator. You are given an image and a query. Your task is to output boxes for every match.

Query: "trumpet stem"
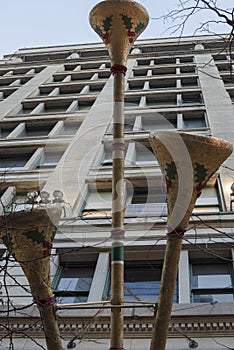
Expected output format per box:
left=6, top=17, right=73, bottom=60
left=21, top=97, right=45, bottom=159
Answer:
left=39, top=305, right=63, bottom=350
left=110, top=70, right=125, bottom=350
left=150, top=234, right=183, bottom=350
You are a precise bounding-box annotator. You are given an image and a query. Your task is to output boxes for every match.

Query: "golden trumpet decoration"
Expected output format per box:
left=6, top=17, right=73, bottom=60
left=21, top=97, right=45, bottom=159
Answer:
left=0, top=205, right=63, bottom=350
left=149, top=131, right=233, bottom=350
left=90, top=1, right=149, bottom=349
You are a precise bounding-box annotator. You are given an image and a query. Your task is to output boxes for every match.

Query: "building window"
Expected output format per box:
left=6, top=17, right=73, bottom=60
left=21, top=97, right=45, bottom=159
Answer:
left=101, top=147, right=113, bottom=166
left=44, top=100, right=72, bottom=113
left=135, top=144, right=157, bottom=165
left=89, top=83, right=105, bottom=93
left=142, top=113, right=177, bottom=131
left=98, top=71, right=111, bottom=79
left=179, top=56, right=194, bottom=63
left=128, top=81, right=145, bottom=91
left=193, top=183, right=221, bottom=213
left=59, top=85, right=84, bottom=95
left=152, top=67, right=176, bottom=76
left=0, top=152, right=33, bottom=171
left=181, top=77, right=198, bottom=87
left=19, top=123, right=56, bottom=138
left=154, top=57, right=176, bottom=65
left=133, top=69, right=148, bottom=77
left=71, top=72, right=94, bottom=81
left=182, top=112, right=207, bottom=129
left=123, top=261, right=177, bottom=302
left=125, top=186, right=167, bottom=217
left=58, top=122, right=80, bottom=135
left=54, top=263, right=95, bottom=304
left=124, top=97, right=141, bottom=109
left=180, top=66, right=196, bottom=74
left=181, top=92, right=203, bottom=105
left=146, top=93, right=177, bottom=107
left=36, top=150, right=65, bottom=169
left=81, top=189, right=112, bottom=218
left=191, top=262, right=234, bottom=303
left=0, top=125, right=16, bottom=138
left=149, top=79, right=176, bottom=89
left=137, top=59, right=151, bottom=66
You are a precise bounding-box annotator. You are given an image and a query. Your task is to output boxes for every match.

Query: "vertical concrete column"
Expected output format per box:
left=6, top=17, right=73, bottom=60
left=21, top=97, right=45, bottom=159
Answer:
left=6, top=123, right=25, bottom=139
left=195, top=50, right=234, bottom=208
left=88, top=253, right=109, bottom=302
left=48, top=87, right=60, bottom=96
left=178, top=250, right=190, bottom=303
left=30, top=102, right=45, bottom=114
left=177, top=113, right=183, bottom=129
left=133, top=115, right=143, bottom=131
left=125, top=142, right=136, bottom=165
left=0, top=65, right=62, bottom=120
left=24, top=147, right=44, bottom=170
left=80, top=85, right=90, bottom=94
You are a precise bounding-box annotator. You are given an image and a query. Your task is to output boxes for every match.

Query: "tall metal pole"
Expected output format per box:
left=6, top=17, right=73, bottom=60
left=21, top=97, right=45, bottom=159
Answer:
left=89, top=2, right=148, bottom=348
left=111, top=69, right=125, bottom=349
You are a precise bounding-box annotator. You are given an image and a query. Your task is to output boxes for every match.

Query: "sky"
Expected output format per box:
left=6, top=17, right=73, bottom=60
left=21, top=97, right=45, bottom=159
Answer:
left=0, top=0, right=231, bottom=59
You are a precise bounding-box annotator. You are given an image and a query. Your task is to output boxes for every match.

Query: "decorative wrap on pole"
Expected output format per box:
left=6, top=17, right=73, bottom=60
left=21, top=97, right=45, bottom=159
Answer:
left=90, top=2, right=149, bottom=350
left=149, top=131, right=233, bottom=350
left=0, top=205, right=63, bottom=350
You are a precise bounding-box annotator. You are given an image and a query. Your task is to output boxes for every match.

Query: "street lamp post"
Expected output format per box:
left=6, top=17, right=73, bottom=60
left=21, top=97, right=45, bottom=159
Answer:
left=89, top=1, right=148, bottom=349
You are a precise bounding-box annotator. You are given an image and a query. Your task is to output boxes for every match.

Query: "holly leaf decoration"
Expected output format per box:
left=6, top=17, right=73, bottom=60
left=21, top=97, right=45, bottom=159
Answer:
left=51, top=229, right=56, bottom=242
left=23, top=230, right=45, bottom=245
left=94, top=26, right=103, bottom=37
left=121, top=14, right=133, bottom=30
left=135, top=22, right=145, bottom=34
left=166, top=162, right=177, bottom=181
left=195, top=163, right=208, bottom=184
left=103, top=16, right=113, bottom=32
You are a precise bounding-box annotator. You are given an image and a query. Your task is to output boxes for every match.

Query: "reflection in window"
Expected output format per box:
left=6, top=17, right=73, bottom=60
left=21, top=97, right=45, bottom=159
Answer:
left=82, top=190, right=112, bottom=218
left=191, top=262, right=234, bottom=303
left=0, top=152, right=32, bottom=171
left=193, top=184, right=220, bottom=213
left=54, top=264, right=95, bottom=304
left=182, top=112, right=207, bottom=129
left=123, top=262, right=177, bottom=302
left=125, top=187, right=167, bottom=217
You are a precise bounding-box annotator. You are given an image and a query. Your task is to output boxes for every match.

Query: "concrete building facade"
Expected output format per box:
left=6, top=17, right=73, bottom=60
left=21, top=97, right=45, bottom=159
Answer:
left=0, top=35, right=234, bottom=349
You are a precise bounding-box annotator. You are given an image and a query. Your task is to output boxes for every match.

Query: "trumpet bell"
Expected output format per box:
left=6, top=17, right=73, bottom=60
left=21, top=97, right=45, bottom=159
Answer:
left=89, top=0, right=149, bottom=67
left=0, top=205, right=61, bottom=301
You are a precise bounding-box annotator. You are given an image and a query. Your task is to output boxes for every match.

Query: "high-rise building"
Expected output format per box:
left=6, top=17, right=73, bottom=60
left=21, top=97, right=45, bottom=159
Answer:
left=0, top=34, right=234, bottom=349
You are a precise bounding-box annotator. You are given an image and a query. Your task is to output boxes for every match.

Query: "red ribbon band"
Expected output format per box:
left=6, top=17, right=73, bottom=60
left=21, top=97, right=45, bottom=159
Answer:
left=111, top=64, right=127, bottom=76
